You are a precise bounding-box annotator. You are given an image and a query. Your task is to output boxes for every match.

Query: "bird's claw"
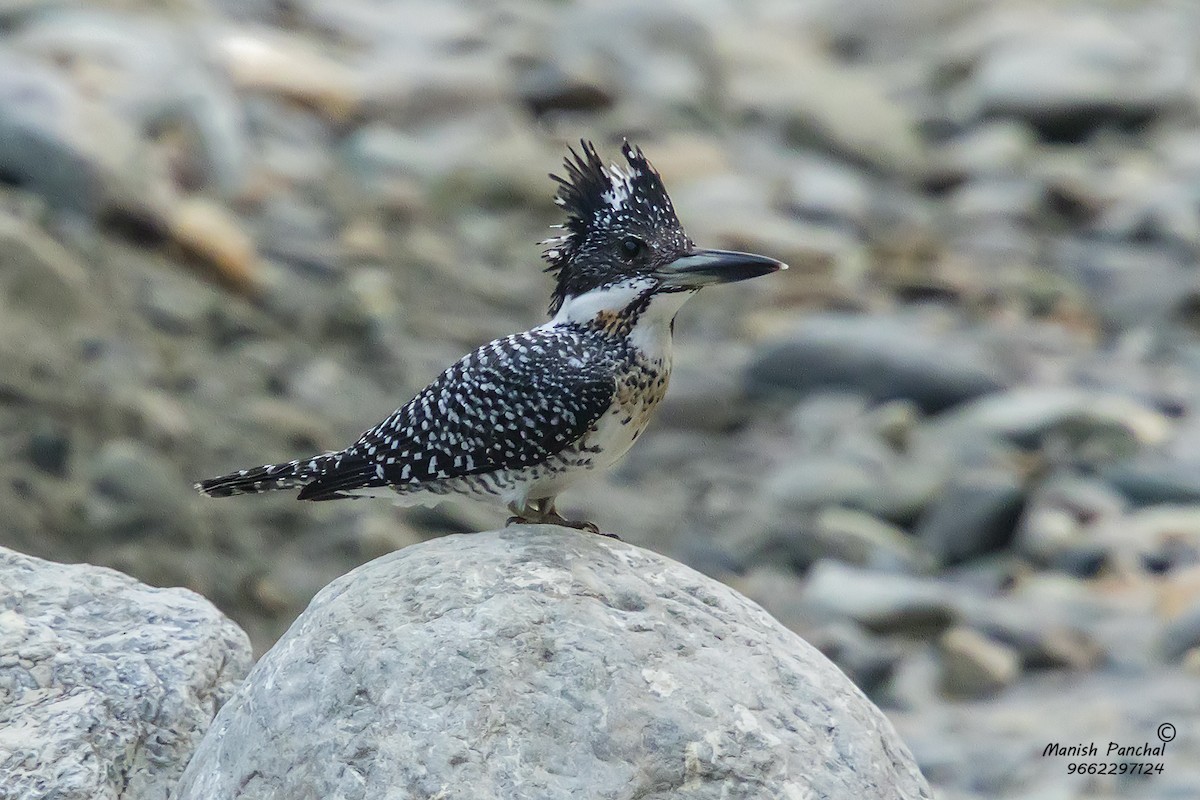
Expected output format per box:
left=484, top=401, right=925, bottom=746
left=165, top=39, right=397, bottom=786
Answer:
left=560, top=518, right=619, bottom=539
left=506, top=502, right=617, bottom=538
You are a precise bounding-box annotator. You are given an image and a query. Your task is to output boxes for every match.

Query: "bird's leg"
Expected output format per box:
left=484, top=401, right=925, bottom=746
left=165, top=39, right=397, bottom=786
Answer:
left=506, top=498, right=617, bottom=538
left=506, top=501, right=535, bottom=527
left=537, top=498, right=618, bottom=539
left=505, top=498, right=557, bottom=526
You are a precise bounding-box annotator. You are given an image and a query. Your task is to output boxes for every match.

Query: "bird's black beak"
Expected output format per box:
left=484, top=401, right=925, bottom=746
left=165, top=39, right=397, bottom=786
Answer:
left=658, top=248, right=786, bottom=288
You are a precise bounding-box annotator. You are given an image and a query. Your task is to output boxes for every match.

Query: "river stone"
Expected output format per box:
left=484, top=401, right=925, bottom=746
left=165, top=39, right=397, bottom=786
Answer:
left=173, top=526, right=931, bottom=800
left=0, top=546, right=251, bottom=800
left=915, top=467, right=1025, bottom=566
left=746, top=313, right=1006, bottom=413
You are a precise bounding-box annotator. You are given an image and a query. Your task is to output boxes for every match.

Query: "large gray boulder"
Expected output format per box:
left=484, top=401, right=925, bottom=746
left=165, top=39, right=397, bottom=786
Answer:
left=174, top=526, right=931, bottom=799
left=0, top=546, right=252, bottom=800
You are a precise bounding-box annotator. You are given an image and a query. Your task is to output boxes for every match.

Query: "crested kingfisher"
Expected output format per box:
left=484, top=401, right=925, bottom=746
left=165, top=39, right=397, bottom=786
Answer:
left=197, top=141, right=785, bottom=534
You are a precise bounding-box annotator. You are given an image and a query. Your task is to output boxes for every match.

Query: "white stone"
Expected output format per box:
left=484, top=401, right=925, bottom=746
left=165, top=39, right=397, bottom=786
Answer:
left=174, top=526, right=930, bottom=800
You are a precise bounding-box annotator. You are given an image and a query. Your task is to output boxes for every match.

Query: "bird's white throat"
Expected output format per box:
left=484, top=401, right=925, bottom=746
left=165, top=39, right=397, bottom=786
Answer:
left=549, top=278, right=695, bottom=360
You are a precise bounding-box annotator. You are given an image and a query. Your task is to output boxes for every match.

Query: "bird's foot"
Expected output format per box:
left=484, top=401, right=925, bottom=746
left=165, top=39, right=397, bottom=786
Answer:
left=508, top=500, right=619, bottom=539
left=540, top=510, right=619, bottom=539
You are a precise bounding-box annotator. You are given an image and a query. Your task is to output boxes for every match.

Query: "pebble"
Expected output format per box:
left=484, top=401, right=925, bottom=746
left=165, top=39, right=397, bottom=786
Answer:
left=801, top=560, right=958, bottom=637
left=655, top=346, right=752, bottom=432
left=1054, top=236, right=1195, bottom=332
left=167, top=197, right=261, bottom=294
left=779, top=153, right=872, bottom=231
left=83, top=439, right=195, bottom=545
left=0, top=50, right=158, bottom=217
left=957, top=10, right=1189, bottom=141
left=1104, top=458, right=1200, bottom=507
left=806, top=506, right=930, bottom=572
left=513, top=61, right=615, bottom=118
left=915, top=467, right=1025, bottom=565
left=242, top=96, right=335, bottom=190
left=938, top=626, right=1021, bottom=699
left=1160, top=602, right=1200, bottom=663
left=10, top=9, right=245, bottom=199
left=24, top=424, right=71, bottom=478
left=255, top=194, right=341, bottom=276
left=928, top=120, right=1036, bottom=185
left=536, top=1, right=721, bottom=120
left=808, top=621, right=904, bottom=697
left=1015, top=474, right=1127, bottom=573
left=0, top=212, right=89, bottom=326
left=212, top=29, right=362, bottom=122
left=962, top=597, right=1104, bottom=670
left=137, top=272, right=218, bottom=335
left=757, top=418, right=947, bottom=529
left=727, top=38, right=926, bottom=176
left=937, top=386, right=1171, bottom=451
left=746, top=312, right=1007, bottom=413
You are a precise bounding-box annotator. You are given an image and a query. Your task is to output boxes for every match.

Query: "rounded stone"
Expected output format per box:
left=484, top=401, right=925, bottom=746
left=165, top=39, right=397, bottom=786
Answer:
left=174, top=526, right=931, bottom=800
left=746, top=313, right=1007, bottom=414
left=938, top=626, right=1021, bottom=700
left=0, top=546, right=251, bottom=800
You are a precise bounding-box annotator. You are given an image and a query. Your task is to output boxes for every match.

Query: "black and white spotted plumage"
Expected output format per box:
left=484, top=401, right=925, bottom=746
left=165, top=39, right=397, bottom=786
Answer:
left=197, top=140, right=783, bottom=527
left=303, top=328, right=618, bottom=500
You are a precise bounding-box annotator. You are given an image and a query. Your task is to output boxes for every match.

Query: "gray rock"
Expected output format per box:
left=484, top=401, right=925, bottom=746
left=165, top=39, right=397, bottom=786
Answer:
left=1121, top=506, right=1200, bottom=575
left=801, top=560, right=957, bottom=637
left=928, top=121, right=1036, bottom=185
left=137, top=272, right=218, bottom=335
left=1054, top=236, right=1195, bottom=333
left=1162, top=603, right=1200, bottom=662
left=936, top=387, right=1170, bottom=454
left=780, top=153, right=872, bottom=231
left=959, top=11, right=1189, bottom=141
left=513, top=60, right=616, bottom=117
left=12, top=9, right=247, bottom=197
left=808, top=621, right=904, bottom=699
left=727, top=39, right=925, bottom=176
left=1104, top=458, right=1200, bottom=507
left=83, top=439, right=196, bottom=544
left=0, top=211, right=90, bottom=326
left=806, top=0, right=986, bottom=60
left=24, top=423, right=71, bottom=477
left=534, top=1, right=722, bottom=121
left=174, top=527, right=931, bottom=800
left=0, top=546, right=251, bottom=800
left=0, top=49, right=121, bottom=216
left=963, top=599, right=1104, bottom=671
left=1015, top=474, right=1127, bottom=574
left=937, top=626, right=1020, bottom=699
left=808, top=507, right=930, bottom=572
left=741, top=506, right=929, bottom=574
left=915, top=467, right=1025, bottom=565
left=746, top=313, right=1007, bottom=413
left=656, top=346, right=752, bottom=432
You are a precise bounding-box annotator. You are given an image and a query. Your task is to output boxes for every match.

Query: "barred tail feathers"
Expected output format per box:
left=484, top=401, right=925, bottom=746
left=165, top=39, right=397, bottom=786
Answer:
left=195, top=455, right=336, bottom=498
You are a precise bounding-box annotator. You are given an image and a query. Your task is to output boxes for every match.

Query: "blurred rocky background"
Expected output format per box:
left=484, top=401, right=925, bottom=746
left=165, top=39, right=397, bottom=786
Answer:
left=1, top=0, right=1200, bottom=797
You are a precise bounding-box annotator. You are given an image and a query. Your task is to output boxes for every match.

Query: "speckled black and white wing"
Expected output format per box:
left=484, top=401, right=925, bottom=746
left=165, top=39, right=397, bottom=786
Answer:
left=292, top=327, right=616, bottom=500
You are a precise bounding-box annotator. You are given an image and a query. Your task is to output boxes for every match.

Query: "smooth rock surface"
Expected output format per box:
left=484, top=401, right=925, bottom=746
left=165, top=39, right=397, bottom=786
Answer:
left=915, top=468, right=1025, bottom=565
left=746, top=313, right=1007, bottom=413
left=173, top=526, right=931, bottom=800
left=937, top=626, right=1021, bottom=699
left=0, top=546, right=251, bottom=800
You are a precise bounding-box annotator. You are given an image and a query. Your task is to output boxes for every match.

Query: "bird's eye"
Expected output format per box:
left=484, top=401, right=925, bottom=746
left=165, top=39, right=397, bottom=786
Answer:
left=620, top=236, right=646, bottom=261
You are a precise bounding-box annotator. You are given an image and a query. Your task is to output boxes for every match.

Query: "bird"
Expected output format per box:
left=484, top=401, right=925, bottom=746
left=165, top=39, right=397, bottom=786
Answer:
left=196, top=140, right=784, bottom=534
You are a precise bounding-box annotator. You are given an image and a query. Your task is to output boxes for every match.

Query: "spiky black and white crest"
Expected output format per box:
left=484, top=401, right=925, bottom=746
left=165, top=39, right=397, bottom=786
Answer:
left=542, top=140, right=689, bottom=314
